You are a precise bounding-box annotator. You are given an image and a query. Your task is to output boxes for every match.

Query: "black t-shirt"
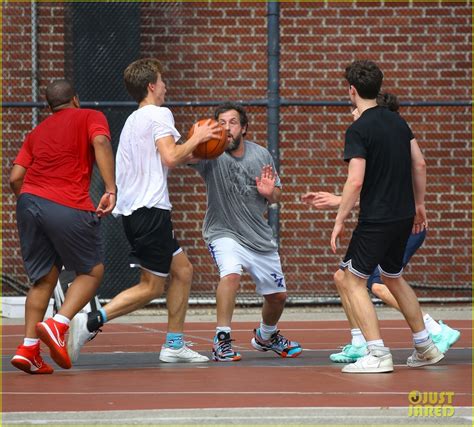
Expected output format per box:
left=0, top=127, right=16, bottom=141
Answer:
left=344, top=106, right=415, bottom=223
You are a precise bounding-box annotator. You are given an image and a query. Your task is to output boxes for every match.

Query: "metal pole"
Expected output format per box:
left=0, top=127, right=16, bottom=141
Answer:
left=31, top=0, right=39, bottom=127
left=267, top=1, right=280, bottom=245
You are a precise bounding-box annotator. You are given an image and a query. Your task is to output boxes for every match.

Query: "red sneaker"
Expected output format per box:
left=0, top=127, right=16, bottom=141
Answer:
left=11, top=343, right=54, bottom=374
left=36, top=318, right=71, bottom=369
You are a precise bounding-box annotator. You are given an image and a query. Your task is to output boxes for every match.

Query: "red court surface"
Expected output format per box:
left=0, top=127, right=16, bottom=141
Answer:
left=2, top=319, right=472, bottom=420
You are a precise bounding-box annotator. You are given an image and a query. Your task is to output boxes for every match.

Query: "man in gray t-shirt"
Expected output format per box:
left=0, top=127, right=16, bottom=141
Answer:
left=194, top=138, right=280, bottom=253
left=191, top=102, right=302, bottom=362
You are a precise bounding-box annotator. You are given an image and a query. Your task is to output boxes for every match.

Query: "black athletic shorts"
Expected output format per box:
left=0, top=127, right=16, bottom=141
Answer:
left=122, top=207, right=181, bottom=276
left=340, top=217, right=413, bottom=279
left=16, top=193, right=103, bottom=283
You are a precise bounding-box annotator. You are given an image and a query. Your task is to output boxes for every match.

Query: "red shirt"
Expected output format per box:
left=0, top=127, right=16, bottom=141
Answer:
left=14, top=108, right=111, bottom=211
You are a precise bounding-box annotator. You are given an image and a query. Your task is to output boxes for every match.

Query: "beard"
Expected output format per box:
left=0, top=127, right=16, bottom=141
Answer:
left=225, top=132, right=242, bottom=153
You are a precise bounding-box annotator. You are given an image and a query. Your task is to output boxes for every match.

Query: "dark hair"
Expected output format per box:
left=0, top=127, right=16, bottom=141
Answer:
left=46, top=79, right=76, bottom=110
left=344, top=60, right=383, bottom=99
left=214, top=102, right=249, bottom=131
left=123, top=58, right=163, bottom=103
left=377, top=92, right=399, bottom=113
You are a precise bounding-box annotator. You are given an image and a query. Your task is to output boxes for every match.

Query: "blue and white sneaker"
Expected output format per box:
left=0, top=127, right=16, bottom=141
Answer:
left=431, top=320, right=461, bottom=354
left=330, top=343, right=368, bottom=363
left=251, top=328, right=302, bottom=358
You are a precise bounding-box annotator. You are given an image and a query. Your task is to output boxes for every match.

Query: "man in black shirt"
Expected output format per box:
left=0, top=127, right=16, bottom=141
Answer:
left=331, top=60, right=443, bottom=373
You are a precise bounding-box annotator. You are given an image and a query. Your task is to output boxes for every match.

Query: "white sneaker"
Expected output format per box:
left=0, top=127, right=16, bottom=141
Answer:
left=407, top=340, right=444, bottom=368
left=159, top=345, right=209, bottom=363
left=67, top=312, right=99, bottom=362
left=342, top=346, right=394, bottom=373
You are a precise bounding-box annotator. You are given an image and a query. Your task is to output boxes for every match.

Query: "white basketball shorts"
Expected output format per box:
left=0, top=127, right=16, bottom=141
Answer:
left=208, top=237, right=286, bottom=295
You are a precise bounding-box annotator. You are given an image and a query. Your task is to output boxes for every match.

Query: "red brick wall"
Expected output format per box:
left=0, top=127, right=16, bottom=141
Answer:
left=2, top=3, right=67, bottom=290
left=2, top=2, right=471, bottom=300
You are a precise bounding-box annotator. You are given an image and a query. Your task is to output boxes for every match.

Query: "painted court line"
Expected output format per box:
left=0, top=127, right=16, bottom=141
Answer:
left=5, top=391, right=472, bottom=396
left=5, top=407, right=472, bottom=425
left=3, top=325, right=471, bottom=337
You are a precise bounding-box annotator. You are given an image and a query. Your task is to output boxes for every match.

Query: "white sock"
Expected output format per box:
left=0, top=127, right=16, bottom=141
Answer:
left=367, top=339, right=385, bottom=348
left=351, top=328, right=367, bottom=346
left=215, top=326, right=232, bottom=343
left=53, top=314, right=70, bottom=326
left=23, top=338, right=40, bottom=347
left=413, top=329, right=430, bottom=345
left=259, top=322, right=277, bottom=341
left=423, top=314, right=442, bottom=335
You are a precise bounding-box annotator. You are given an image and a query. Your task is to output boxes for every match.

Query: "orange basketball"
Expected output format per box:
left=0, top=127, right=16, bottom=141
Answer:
left=187, top=119, right=227, bottom=160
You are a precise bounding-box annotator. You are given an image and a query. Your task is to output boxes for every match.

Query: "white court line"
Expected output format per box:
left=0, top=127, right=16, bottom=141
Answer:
left=4, top=390, right=472, bottom=395
left=3, top=325, right=471, bottom=337
left=1, top=345, right=470, bottom=352
left=2, top=345, right=472, bottom=352
left=11, top=415, right=471, bottom=422
left=4, top=407, right=472, bottom=425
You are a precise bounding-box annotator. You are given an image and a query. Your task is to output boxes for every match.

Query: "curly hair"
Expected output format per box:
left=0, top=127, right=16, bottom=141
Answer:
left=344, top=60, right=383, bottom=99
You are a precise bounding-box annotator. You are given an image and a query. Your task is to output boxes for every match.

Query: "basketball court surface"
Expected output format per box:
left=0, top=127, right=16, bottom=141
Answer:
left=2, top=306, right=472, bottom=425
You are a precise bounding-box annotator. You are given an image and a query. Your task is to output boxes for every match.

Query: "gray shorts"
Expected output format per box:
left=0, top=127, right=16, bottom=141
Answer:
left=16, top=193, right=104, bottom=283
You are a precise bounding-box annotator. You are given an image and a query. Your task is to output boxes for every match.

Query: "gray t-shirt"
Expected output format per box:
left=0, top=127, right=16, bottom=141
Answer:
left=192, top=140, right=281, bottom=253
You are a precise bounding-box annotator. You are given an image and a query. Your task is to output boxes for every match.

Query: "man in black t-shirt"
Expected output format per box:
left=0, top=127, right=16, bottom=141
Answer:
left=331, top=60, right=444, bottom=373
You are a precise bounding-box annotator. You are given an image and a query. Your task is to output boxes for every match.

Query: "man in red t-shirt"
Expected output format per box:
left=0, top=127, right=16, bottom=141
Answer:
left=9, top=79, right=116, bottom=374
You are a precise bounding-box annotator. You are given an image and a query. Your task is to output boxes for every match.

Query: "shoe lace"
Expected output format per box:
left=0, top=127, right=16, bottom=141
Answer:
left=89, top=328, right=101, bottom=342
left=179, top=346, right=194, bottom=355
left=270, top=330, right=290, bottom=348
left=341, top=344, right=353, bottom=352
left=216, top=337, right=235, bottom=355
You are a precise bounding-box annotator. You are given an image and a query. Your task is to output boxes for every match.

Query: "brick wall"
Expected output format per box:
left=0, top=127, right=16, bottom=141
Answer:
left=2, top=3, right=68, bottom=291
left=2, top=2, right=471, bottom=300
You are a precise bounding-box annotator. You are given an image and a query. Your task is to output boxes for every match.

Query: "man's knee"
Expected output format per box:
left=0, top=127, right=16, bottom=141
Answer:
left=380, top=275, right=402, bottom=291
left=180, top=260, right=193, bottom=281
left=34, top=265, right=61, bottom=288
left=86, top=263, right=104, bottom=281
left=333, top=269, right=345, bottom=290
left=219, top=273, right=241, bottom=287
left=171, top=257, right=193, bottom=284
left=264, top=292, right=287, bottom=305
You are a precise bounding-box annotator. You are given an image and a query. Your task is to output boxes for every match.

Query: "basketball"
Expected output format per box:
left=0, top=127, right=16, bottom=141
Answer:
left=187, top=119, right=227, bottom=160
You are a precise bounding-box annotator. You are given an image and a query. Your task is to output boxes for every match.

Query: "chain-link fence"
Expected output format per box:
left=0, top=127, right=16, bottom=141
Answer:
left=2, top=2, right=471, bottom=304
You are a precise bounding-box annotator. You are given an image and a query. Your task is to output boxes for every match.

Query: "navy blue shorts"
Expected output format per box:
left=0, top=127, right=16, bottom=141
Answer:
left=340, top=218, right=413, bottom=280
left=122, top=207, right=180, bottom=276
left=16, top=193, right=103, bottom=283
left=366, top=229, right=426, bottom=291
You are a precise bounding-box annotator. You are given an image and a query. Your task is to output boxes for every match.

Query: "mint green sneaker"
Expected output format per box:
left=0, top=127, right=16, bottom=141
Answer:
left=330, top=343, right=368, bottom=363
left=431, top=321, right=461, bottom=354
